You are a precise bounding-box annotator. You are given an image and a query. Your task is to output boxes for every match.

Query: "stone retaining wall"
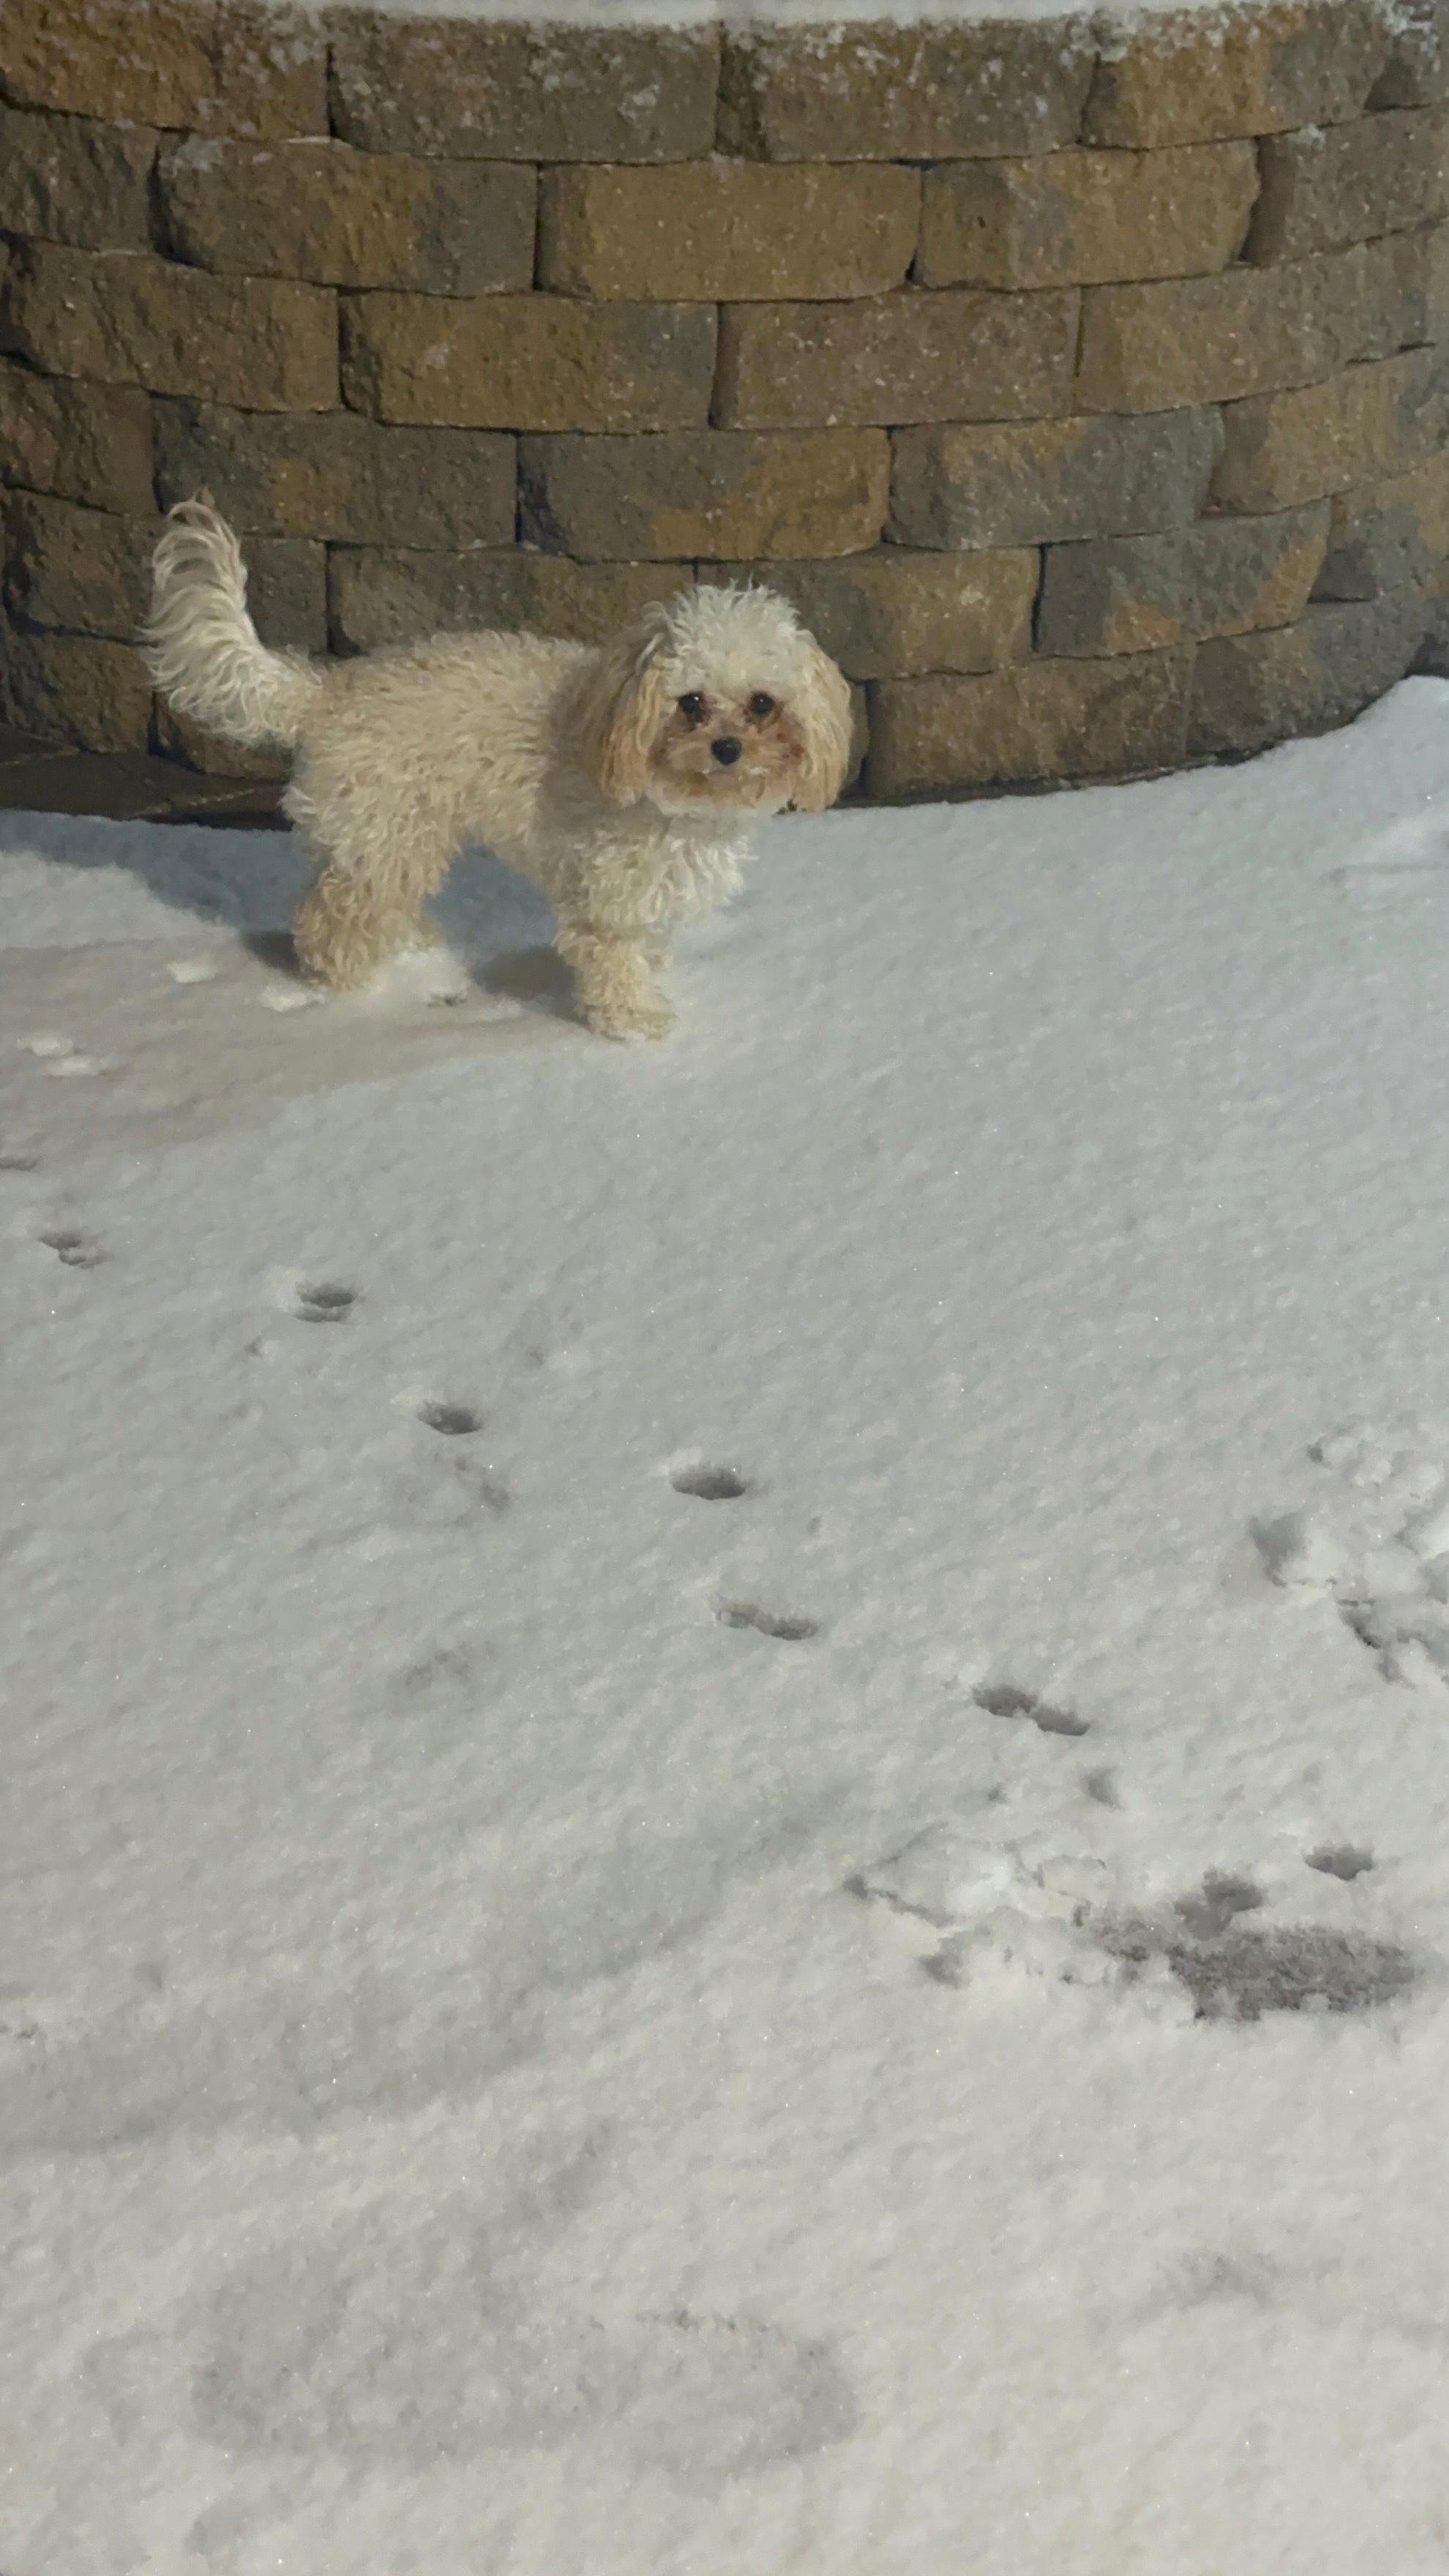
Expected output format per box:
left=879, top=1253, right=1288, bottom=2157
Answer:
left=3, top=0, right=1449, bottom=798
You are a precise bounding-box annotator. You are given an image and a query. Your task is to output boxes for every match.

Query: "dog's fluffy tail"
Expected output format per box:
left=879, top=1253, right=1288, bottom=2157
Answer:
left=142, top=497, right=322, bottom=750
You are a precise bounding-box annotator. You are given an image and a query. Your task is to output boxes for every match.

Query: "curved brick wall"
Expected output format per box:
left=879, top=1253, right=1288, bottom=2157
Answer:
left=2, top=0, right=1448, bottom=798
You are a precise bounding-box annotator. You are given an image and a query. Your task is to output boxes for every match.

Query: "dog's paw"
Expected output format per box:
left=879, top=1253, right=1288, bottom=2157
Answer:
left=586, top=997, right=675, bottom=1042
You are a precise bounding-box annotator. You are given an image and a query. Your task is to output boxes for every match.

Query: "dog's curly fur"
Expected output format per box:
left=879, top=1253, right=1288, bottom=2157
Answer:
left=142, top=501, right=854, bottom=1038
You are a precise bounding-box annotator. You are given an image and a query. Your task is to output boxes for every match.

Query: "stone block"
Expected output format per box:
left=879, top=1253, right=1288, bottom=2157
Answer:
left=716, top=21, right=1096, bottom=160
left=714, top=290, right=1079, bottom=430
left=519, top=430, right=891, bottom=561
left=1, top=244, right=337, bottom=411
left=843, top=684, right=869, bottom=790
left=1248, top=108, right=1449, bottom=263
left=889, top=409, right=1224, bottom=550
left=1077, top=251, right=1367, bottom=411
left=1413, top=563, right=1449, bottom=673
left=4, top=490, right=150, bottom=638
left=4, top=489, right=326, bottom=654
left=539, top=161, right=920, bottom=302
left=1188, top=589, right=1427, bottom=755
left=328, top=549, right=694, bottom=656
left=0, top=104, right=154, bottom=251
left=154, top=401, right=516, bottom=548
left=0, top=628, right=150, bottom=750
left=1037, top=505, right=1329, bottom=655
left=1371, top=0, right=1449, bottom=105
left=159, top=137, right=535, bottom=295
left=1082, top=0, right=1393, bottom=147
left=1211, top=348, right=1448, bottom=508
left=866, top=651, right=1194, bottom=796
left=917, top=142, right=1258, bottom=291
left=0, top=0, right=326, bottom=139
left=244, top=538, right=327, bottom=655
left=0, top=361, right=152, bottom=514
left=1351, top=224, right=1449, bottom=356
left=328, top=15, right=718, bottom=161
left=1312, top=449, right=1449, bottom=597
left=698, top=547, right=1038, bottom=678
left=340, top=293, right=714, bottom=432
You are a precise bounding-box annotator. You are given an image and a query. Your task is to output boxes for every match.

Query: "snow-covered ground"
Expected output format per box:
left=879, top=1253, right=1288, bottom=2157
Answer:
left=6, top=683, right=1449, bottom=2574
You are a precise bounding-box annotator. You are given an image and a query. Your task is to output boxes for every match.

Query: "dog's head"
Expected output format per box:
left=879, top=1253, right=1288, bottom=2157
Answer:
left=578, top=585, right=853, bottom=818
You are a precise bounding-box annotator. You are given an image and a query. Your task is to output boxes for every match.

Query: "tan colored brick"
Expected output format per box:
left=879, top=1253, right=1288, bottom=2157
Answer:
left=520, top=430, right=891, bottom=562
left=328, top=15, right=717, bottom=161
left=0, top=629, right=150, bottom=750
left=715, top=290, right=1079, bottom=431
left=1211, top=348, right=1448, bottom=509
left=1037, top=506, right=1329, bottom=656
left=918, top=143, right=1258, bottom=291
left=340, top=293, right=714, bottom=433
left=718, top=21, right=1096, bottom=160
left=1082, top=0, right=1392, bottom=148
left=866, top=651, right=1193, bottom=797
left=159, top=138, right=535, bottom=295
left=539, top=161, right=920, bottom=302
left=154, top=400, right=515, bottom=548
left=328, top=550, right=694, bottom=656
left=889, top=410, right=1224, bottom=550
left=1248, top=108, right=1449, bottom=264
left=0, top=105, right=154, bottom=252
left=1, top=244, right=337, bottom=411
left=0, top=0, right=326, bottom=139
left=0, top=361, right=152, bottom=515
left=1314, top=449, right=1449, bottom=597
left=1077, top=252, right=1367, bottom=411
left=698, top=548, right=1036, bottom=679
left=1188, top=590, right=1427, bottom=755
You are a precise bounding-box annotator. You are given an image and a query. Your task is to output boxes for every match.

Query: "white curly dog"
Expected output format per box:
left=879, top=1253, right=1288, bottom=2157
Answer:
left=143, top=500, right=854, bottom=1038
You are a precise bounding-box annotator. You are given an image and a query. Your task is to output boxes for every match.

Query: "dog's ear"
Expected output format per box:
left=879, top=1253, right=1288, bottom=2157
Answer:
left=789, top=637, right=855, bottom=813
left=577, top=605, right=672, bottom=805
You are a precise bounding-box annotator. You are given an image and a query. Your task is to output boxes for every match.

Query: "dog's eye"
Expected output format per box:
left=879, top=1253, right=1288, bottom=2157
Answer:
left=747, top=692, right=776, bottom=719
left=677, top=692, right=705, bottom=722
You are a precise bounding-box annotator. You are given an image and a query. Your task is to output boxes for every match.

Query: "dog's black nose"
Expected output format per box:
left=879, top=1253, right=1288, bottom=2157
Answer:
left=711, top=735, right=742, bottom=767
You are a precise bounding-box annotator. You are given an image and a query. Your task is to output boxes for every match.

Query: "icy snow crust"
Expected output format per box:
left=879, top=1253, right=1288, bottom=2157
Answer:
left=7, top=680, right=1449, bottom=2571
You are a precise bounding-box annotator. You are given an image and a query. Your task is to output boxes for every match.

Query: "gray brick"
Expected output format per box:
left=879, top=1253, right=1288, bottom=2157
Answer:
left=1037, top=507, right=1330, bottom=655
left=154, top=401, right=515, bottom=547
left=1188, top=590, right=1428, bottom=755
left=889, top=411, right=1224, bottom=550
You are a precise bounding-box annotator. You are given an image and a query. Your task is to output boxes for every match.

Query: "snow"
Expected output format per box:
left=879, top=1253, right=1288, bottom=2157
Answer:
left=6, top=680, right=1449, bottom=2572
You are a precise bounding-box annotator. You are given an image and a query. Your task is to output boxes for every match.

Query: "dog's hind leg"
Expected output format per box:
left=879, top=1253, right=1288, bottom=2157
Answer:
left=289, top=809, right=457, bottom=991
left=554, top=917, right=675, bottom=1040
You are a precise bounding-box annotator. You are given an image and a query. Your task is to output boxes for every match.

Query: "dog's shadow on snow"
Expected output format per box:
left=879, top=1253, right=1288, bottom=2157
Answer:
left=0, top=809, right=557, bottom=993
left=479, top=944, right=575, bottom=1014
left=242, top=924, right=573, bottom=1019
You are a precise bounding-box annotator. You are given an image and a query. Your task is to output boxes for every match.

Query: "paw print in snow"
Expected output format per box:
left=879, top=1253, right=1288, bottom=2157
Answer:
left=849, top=1821, right=1118, bottom=1993
left=1255, top=1421, right=1449, bottom=1684
left=848, top=1831, right=1410, bottom=2020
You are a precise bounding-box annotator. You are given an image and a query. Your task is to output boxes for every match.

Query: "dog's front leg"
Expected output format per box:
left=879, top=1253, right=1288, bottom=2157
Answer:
left=554, top=918, right=674, bottom=1041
